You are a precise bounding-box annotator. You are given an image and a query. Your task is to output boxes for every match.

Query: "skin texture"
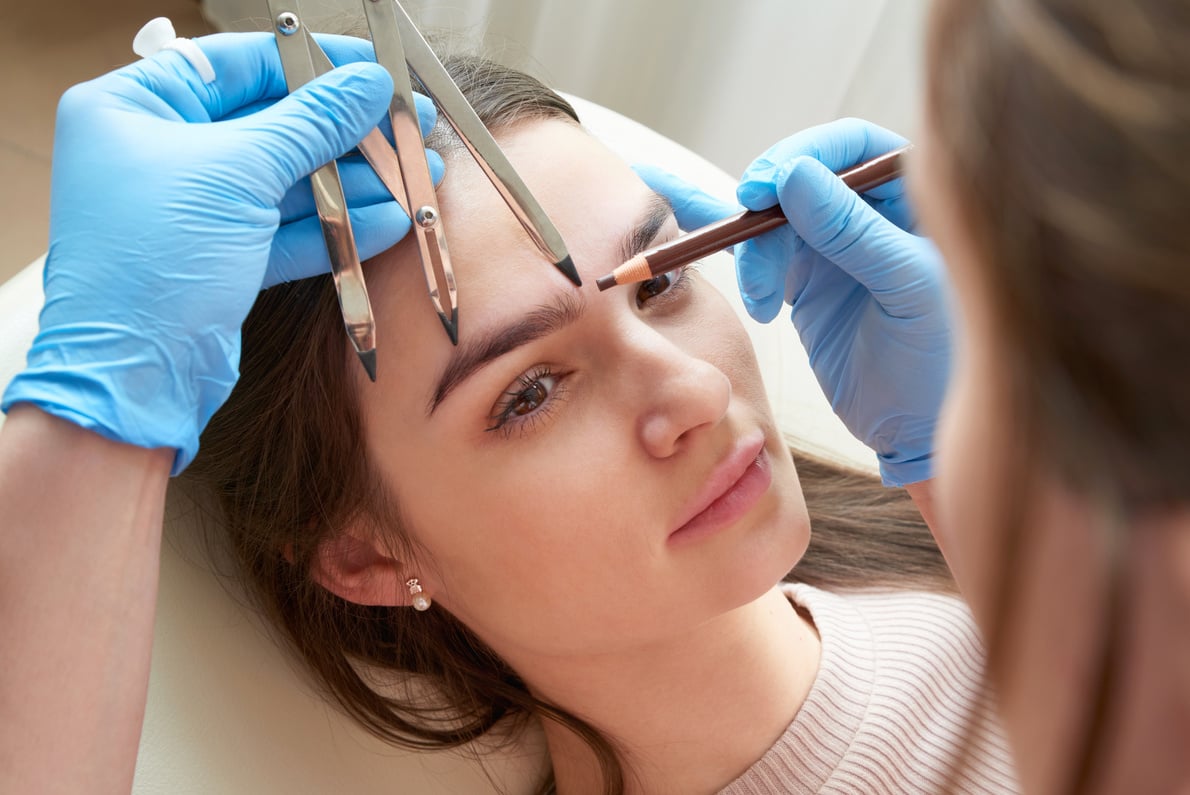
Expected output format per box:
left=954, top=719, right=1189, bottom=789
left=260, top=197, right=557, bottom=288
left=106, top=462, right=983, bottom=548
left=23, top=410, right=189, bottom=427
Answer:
left=314, top=120, right=822, bottom=793
left=0, top=407, right=172, bottom=794
left=914, top=110, right=1190, bottom=794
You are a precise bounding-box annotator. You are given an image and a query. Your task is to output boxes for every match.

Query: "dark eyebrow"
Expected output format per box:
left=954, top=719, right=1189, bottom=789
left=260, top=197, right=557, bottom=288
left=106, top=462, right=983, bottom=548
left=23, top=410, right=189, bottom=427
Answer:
left=620, top=192, right=675, bottom=265
left=427, top=191, right=677, bottom=415
left=428, top=290, right=586, bottom=414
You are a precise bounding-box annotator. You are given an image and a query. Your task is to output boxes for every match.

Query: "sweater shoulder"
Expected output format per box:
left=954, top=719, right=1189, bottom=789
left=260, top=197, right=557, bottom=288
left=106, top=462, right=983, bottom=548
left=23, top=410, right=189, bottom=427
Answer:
left=756, top=583, right=1019, bottom=794
left=788, top=584, right=986, bottom=671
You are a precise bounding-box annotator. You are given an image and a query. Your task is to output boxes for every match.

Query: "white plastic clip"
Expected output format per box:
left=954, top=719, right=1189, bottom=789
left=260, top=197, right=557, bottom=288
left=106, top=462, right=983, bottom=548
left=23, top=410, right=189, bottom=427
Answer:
left=132, top=17, right=217, bottom=84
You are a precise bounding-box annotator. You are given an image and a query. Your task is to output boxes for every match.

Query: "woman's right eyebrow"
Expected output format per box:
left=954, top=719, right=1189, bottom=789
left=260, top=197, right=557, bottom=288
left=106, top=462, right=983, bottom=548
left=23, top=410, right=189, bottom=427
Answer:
left=426, top=191, right=677, bottom=416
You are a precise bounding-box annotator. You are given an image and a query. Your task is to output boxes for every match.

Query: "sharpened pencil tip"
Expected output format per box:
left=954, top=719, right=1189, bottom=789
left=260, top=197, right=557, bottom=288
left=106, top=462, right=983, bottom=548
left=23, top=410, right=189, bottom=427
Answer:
left=595, top=274, right=617, bottom=291
left=358, top=349, right=378, bottom=382
left=439, top=308, right=459, bottom=345
left=555, top=255, right=582, bottom=286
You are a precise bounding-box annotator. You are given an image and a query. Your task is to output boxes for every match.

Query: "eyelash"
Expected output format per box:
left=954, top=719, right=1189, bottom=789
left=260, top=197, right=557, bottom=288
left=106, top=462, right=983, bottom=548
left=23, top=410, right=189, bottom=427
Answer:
left=485, top=366, right=567, bottom=437
left=484, top=265, right=697, bottom=437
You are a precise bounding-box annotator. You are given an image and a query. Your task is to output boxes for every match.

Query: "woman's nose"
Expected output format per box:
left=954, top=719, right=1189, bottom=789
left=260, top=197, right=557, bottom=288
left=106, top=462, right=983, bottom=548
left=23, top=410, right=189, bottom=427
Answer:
left=634, top=342, right=731, bottom=459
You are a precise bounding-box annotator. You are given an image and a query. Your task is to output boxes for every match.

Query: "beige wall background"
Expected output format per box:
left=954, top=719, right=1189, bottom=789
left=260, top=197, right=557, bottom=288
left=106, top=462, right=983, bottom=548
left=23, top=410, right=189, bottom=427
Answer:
left=0, top=0, right=214, bottom=285
left=0, top=0, right=929, bottom=286
left=207, top=0, right=931, bottom=176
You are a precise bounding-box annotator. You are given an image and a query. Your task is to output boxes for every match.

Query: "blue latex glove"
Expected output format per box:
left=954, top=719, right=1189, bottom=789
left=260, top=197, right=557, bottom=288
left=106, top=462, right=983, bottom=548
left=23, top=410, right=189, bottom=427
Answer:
left=1, top=32, right=444, bottom=474
left=637, top=119, right=951, bottom=486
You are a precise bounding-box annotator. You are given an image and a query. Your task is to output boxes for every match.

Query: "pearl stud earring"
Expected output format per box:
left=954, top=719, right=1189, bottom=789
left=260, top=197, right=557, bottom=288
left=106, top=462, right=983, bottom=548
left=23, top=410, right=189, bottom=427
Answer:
left=406, top=578, right=431, bottom=611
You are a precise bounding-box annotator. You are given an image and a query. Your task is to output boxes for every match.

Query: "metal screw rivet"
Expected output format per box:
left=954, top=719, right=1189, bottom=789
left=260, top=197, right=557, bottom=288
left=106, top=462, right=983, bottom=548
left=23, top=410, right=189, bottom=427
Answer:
left=275, top=12, right=300, bottom=35
left=415, top=206, right=438, bottom=228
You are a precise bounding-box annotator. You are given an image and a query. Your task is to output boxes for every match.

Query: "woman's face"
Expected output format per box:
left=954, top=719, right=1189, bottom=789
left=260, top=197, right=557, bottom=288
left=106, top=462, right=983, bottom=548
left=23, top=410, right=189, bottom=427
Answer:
left=352, top=119, right=809, bottom=662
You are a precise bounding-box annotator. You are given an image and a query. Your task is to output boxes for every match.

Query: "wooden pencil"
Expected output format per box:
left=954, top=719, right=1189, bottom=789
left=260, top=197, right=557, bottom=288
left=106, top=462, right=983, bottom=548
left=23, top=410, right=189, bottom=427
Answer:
left=595, top=143, right=913, bottom=291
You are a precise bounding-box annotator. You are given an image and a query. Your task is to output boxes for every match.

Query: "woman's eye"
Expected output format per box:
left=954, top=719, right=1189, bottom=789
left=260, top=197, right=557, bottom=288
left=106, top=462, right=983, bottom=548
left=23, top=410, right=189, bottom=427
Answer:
left=508, top=377, right=551, bottom=416
left=634, top=266, right=692, bottom=308
left=486, top=369, right=562, bottom=435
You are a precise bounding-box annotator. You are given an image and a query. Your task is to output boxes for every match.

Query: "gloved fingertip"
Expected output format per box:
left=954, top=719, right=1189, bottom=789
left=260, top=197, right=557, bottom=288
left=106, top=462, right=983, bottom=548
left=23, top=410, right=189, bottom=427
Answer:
left=270, top=203, right=409, bottom=284
left=332, top=60, right=394, bottom=93
left=257, top=63, right=396, bottom=190
left=306, top=60, right=394, bottom=125
left=352, top=203, right=415, bottom=261
left=780, top=155, right=838, bottom=197
left=426, top=149, right=445, bottom=185
left=877, top=456, right=933, bottom=488
left=737, top=179, right=779, bottom=210
left=735, top=251, right=775, bottom=296
left=739, top=156, right=777, bottom=182
left=414, top=92, right=438, bottom=138
left=632, top=163, right=738, bottom=230
left=262, top=245, right=311, bottom=289
left=631, top=162, right=680, bottom=190
left=312, top=31, right=382, bottom=64
left=741, top=292, right=782, bottom=324
left=269, top=203, right=408, bottom=286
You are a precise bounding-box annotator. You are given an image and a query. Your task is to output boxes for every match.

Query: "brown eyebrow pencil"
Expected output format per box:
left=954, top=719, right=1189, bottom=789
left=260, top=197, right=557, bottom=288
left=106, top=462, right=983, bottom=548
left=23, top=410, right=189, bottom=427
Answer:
left=595, top=144, right=913, bottom=291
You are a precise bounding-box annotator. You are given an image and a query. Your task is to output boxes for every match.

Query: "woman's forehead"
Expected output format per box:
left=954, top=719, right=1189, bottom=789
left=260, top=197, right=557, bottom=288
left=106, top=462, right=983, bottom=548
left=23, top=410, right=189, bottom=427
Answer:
left=360, top=121, right=661, bottom=387
left=418, top=123, right=658, bottom=303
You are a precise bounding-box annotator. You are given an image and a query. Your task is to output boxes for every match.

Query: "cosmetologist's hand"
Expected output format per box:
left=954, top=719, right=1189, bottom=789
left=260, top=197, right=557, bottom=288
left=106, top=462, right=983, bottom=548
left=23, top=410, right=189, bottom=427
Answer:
left=638, top=119, right=951, bottom=486
left=1, top=32, right=443, bottom=474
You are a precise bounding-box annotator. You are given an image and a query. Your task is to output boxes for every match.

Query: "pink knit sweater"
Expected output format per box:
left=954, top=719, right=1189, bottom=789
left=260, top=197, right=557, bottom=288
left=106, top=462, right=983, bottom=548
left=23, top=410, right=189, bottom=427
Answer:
left=719, top=585, right=1019, bottom=794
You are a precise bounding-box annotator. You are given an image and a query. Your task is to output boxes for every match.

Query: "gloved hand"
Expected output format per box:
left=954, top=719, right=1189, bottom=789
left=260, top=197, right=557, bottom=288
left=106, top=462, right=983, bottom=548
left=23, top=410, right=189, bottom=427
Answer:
left=638, top=118, right=951, bottom=486
left=1, top=32, right=443, bottom=474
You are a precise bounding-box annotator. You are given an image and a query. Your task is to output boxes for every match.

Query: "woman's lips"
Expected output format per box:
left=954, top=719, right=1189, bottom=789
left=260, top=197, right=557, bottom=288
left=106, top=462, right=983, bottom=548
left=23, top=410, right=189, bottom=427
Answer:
left=668, top=433, right=772, bottom=545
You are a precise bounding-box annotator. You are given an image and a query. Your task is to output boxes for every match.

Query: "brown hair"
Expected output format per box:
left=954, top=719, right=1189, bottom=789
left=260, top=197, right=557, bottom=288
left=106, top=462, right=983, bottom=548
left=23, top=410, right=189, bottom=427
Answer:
left=183, top=51, right=952, bottom=795
left=925, top=0, right=1189, bottom=791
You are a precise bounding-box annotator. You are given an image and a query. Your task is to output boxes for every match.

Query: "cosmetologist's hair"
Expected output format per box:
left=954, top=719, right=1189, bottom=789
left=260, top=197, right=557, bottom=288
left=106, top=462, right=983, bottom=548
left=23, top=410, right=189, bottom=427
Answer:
left=926, top=0, right=1189, bottom=792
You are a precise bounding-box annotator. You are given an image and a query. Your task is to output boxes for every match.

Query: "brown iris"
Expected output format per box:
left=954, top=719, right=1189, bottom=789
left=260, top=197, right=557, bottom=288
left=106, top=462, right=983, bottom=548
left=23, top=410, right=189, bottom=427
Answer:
left=512, top=381, right=549, bottom=415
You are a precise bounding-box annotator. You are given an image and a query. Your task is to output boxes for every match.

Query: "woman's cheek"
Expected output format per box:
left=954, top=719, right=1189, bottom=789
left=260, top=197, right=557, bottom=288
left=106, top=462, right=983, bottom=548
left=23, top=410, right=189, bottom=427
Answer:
left=686, top=282, right=769, bottom=404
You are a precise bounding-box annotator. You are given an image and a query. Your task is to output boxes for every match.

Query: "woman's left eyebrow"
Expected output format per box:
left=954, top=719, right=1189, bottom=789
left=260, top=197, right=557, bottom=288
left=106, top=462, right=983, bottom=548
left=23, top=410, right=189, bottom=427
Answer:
left=620, top=192, right=674, bottom=264
left=428, top=291, right=586, bottom=415
left=427, top=191, right=677, bottom=416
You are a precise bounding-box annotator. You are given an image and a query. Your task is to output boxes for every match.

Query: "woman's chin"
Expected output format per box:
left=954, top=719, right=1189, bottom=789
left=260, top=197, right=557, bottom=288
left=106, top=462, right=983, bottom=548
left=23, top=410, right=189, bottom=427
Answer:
left=713, top=488, right=812, bottom=614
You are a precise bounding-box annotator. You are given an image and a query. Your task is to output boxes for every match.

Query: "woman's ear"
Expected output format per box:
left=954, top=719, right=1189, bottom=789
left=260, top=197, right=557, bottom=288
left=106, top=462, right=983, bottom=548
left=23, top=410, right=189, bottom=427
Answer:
left=310, top=530, right=414, bottom=607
